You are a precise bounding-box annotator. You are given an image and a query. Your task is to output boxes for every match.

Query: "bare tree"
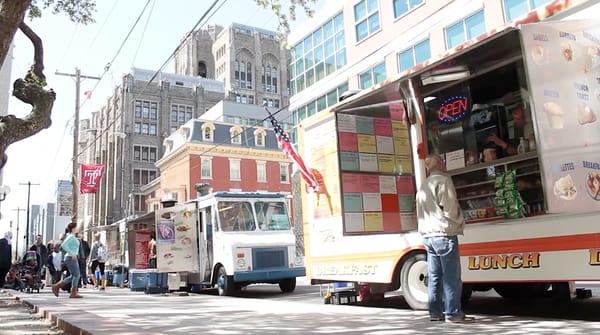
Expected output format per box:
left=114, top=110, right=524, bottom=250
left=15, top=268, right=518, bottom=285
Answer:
left=0, top=0, right=95, bottom=171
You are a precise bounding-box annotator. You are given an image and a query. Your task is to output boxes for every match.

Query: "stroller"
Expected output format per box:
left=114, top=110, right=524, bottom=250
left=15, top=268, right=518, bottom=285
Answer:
left=18, top=250, right=45, bottom=293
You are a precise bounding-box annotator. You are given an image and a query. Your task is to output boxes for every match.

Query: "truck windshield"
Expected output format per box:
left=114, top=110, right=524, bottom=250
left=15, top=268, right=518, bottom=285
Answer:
left=254, top=201, right=290, bottom=231
left=218, top=201, right=256, bottom=232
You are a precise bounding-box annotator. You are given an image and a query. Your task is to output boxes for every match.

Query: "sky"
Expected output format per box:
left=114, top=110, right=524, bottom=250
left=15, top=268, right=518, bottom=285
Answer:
left=0, top=0, right=324, bottom=245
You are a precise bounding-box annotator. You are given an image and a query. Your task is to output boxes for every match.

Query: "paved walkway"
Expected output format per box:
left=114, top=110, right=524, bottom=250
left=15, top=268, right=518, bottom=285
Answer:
left=8, top=286, right=600, bottom=335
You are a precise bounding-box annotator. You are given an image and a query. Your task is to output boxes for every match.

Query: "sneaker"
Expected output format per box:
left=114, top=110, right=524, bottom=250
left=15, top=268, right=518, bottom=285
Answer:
left=99, top=287, right=105, bottom=291
left=430, top=315, right=445, bottom=322
left=446, top=315, right=475, bottom=324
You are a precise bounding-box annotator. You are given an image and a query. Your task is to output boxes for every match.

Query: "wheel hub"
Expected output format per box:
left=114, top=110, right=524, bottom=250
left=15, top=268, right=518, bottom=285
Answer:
left=407, top=260, right=429, bottom=304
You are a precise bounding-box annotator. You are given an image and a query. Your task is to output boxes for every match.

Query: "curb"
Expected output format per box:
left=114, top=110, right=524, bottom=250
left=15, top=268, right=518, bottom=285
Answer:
left=17, top=296, right=92, bottom=335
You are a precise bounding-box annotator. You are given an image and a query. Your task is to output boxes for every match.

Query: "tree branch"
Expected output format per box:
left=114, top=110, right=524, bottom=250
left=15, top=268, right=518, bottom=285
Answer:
left=19, top=21, right=45, bottom=82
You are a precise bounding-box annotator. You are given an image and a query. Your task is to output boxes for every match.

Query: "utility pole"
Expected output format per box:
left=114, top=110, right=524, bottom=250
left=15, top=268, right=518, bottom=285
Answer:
left=12, top=207, right=25, bottom=261
left=56, top=69, right=101, bottom=228
left=19, top=181, right=40, bottom=247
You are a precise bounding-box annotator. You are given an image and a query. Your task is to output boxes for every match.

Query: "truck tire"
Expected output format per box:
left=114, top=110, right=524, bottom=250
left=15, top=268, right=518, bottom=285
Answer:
left=400, top=253, right=429, bottom=310
left=217, top=267, right=235, bottom=296
left=279, top=278, right=296, bottom=293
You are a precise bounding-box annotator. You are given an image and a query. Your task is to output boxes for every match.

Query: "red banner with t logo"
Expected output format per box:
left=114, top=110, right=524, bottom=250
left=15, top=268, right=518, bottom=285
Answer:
left=80, top=164, right=105, bottom=194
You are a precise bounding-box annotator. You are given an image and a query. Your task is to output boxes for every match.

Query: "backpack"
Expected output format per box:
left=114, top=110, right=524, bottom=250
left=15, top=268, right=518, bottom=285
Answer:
left=97, top=243, right=108, bottom=263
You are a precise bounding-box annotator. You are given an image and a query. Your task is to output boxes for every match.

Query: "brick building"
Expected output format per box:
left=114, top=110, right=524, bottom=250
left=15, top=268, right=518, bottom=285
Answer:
left=142, top=116, right=292, bottom=211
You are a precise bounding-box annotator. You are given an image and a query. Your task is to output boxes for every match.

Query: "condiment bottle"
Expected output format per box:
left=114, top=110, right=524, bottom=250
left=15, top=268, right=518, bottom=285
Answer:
left=517, top=137, right=528, bottom=154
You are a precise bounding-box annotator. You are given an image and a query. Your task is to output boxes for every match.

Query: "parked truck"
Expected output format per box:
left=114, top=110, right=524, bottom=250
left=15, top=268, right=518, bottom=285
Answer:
left=155, top=191, right=305, bottom=295
left=298, top=13, right=600, bottom=309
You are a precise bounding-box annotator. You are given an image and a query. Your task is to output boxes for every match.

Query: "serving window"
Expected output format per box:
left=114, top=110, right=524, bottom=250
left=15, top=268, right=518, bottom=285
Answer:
left=418, top=30, right=546, bottom=223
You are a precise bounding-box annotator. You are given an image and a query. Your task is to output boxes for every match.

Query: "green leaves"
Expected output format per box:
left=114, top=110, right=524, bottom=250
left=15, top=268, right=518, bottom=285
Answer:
left=253, top=0, right=317, bottom=42
left=28, top=0, right=96, bottom=24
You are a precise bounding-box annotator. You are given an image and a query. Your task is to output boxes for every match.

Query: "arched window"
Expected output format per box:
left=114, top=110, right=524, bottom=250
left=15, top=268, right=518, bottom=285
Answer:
left=261, top=66, right=266, bottom=90
left=240, top=61, right=246, bottom=88
left=230, top=126, right=242, bottom=145
left=234, top=61, right=240, bottom=87
left=266, top=66, right=272, bottom=92
left=201, top=123, right=215, bottom=142
left=272, top=67, right=278, bottom=93
left=198, top=61, right=207, bottom=78
left=254, top=129, right=266, bottom=147
left=247, top=62, right=253, bottom=89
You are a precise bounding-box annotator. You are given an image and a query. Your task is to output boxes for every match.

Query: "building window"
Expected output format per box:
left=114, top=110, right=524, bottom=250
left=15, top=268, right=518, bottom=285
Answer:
left=292, top=82, right=349, bottom=125
left=134, top=194, right=146, bottom=212
left=134, top=122, right=141, bottom=134
left=134, top=146, right=158, bottom=162
left=202, top=123, right=214, bottom=142
left=393, top=0, right=424, bottom=18
left=229, top=159, right=241, bottom=181
left=247, top=62, right=252, bottom=89
left=134, top=100, right=158, bottom=120
left=354, top=0, right=380, bottom=43
left=234, top=61, right=240, bottom=87
left=230, top=126, right=242, bottom=145
left=398, top=39, right=431, bottom=72
left=359, top=62, right=386, bottom=89
left=290, top=13, right=345, bottom=94
left=503, top=0, right=552, bottom=21
left=255, top=129, right=265, bottom=147
left=170, top=104, right=194, bottom=134
left=201, top=158, right=212, bottom=179
left=445, top=10, right=485, bottom=49
left=279, top=163, right=289, bottom=183
left=133, top=169, right=157, bottom=187
left=198, top=61, right=207, bottom=78
left=256, top=161, right=267, bottom=182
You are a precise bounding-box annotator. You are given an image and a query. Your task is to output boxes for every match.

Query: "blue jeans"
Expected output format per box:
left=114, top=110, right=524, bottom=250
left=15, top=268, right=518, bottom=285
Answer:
left=423, top=235, right=463, bottom=318
left=63, top=256, right=80, bottom=289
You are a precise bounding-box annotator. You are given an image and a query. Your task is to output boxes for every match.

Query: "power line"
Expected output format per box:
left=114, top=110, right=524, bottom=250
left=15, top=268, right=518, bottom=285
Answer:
left=76, top=0, right=228, bottom=159
left=131, top=0, right=156, bottom=66
left=77, top=0, right=121, bottom=66
left=77, top=0, right=154, bottom=112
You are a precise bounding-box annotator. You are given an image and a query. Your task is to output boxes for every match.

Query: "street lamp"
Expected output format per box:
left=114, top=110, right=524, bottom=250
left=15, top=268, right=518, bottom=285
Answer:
left=0, top=185, right=10, bottom=201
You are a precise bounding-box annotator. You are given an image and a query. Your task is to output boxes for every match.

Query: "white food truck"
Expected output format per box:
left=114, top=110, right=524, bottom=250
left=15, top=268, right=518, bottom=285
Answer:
left=298, top=12, right=600, bottom=309
left=155, top=191, right=305, bottom=295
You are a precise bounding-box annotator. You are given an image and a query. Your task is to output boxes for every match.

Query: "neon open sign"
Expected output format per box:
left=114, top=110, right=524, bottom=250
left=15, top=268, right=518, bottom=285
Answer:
left=438, top=95, right=470, bottom=123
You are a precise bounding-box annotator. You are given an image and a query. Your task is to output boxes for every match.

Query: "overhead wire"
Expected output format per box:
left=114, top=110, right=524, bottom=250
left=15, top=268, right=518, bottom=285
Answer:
left=76, top=0, right=228, bottom=159
left=131, top=0, right=156, bottom=66
left=77, top=0, right=121, bottom=66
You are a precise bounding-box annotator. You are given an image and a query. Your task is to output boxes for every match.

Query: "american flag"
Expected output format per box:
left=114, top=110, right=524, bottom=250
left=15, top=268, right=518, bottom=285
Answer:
left=268, top=113, right=319, bottom=192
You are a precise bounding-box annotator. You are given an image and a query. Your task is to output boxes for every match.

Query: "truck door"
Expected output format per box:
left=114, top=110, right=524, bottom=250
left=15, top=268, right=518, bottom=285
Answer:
left=198, top=206, right=214, bottom=282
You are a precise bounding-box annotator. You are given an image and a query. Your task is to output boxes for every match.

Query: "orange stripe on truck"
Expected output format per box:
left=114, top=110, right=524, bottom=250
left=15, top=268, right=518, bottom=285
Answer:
left=460, top=233, right=600, bottom=256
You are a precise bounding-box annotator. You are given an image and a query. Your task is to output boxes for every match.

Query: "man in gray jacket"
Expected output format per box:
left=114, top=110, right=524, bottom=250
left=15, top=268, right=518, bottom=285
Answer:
left=416, top=154, right=473, bottom=323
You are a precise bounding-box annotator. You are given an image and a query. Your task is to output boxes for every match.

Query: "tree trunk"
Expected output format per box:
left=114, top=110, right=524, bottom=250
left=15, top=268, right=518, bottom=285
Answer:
left=0, top=0, right=56, bottom=170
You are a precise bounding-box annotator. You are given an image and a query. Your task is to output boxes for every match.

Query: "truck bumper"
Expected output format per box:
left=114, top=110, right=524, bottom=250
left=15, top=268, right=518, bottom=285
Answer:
left=233, top=267, right=306, bottom=282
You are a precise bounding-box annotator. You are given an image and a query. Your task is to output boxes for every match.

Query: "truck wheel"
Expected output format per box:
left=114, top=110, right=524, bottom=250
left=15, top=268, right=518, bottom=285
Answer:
left=400, top=253, right=428, bottom=310
left=279, top=278, right=296, bottom=293
left=217, top=267, right=235, bottom=296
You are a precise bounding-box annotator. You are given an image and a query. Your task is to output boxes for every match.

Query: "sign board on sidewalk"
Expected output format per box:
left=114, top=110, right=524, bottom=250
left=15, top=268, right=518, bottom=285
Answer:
left=155, top=203, right=199, bottom=272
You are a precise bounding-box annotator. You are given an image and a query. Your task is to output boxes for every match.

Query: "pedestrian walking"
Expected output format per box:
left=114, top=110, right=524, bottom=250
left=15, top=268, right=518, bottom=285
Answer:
left=416, top=154, right=473, bottom=323
left=77, top=233, right=90, bottom=288
left=47, top=243, right=64, bottom=285
left=0, top=232, right=12, bottom=288
left=89, top=233, right=108, bottom=290
left=52, top=224, right=83, bottom=298
left=33, top=235, right=48, bottom=267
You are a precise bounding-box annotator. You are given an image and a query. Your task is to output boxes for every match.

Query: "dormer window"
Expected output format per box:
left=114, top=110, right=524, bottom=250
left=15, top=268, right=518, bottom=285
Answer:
left=201, top=123, right=215, bottom=142
left=230, top=126, right=242, bottom=145
left=254, top=129, right=266, bottom=147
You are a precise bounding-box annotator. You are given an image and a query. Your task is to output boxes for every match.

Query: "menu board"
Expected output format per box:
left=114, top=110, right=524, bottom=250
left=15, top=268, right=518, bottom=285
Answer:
left=522, top=20, right=600, bottom=213
left=155, top=203, right=199, bottom=273
left=336, top=112, right=416, bottom=234
left=134, top=231, right=151, bottom=269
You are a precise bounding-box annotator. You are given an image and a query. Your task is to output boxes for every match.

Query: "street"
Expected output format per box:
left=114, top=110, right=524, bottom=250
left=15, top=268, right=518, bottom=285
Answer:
left=7, top=281, right=600, bottom=334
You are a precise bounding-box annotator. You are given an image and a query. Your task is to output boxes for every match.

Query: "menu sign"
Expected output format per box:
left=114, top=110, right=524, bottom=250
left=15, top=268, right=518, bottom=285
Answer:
left=336, top=111, right=416, bottom=234
left=522, top=20, right=600, bottom=213
left=155, top=203, right=199, bottom=272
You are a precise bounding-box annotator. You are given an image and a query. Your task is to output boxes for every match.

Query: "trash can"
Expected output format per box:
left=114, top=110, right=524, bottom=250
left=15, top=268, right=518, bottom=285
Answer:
left=113, top=265, right=128, bottom=287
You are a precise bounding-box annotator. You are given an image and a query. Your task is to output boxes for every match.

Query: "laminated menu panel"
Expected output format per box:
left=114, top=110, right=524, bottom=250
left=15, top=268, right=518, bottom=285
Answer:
left=364, top=212, right=384, bottom=231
